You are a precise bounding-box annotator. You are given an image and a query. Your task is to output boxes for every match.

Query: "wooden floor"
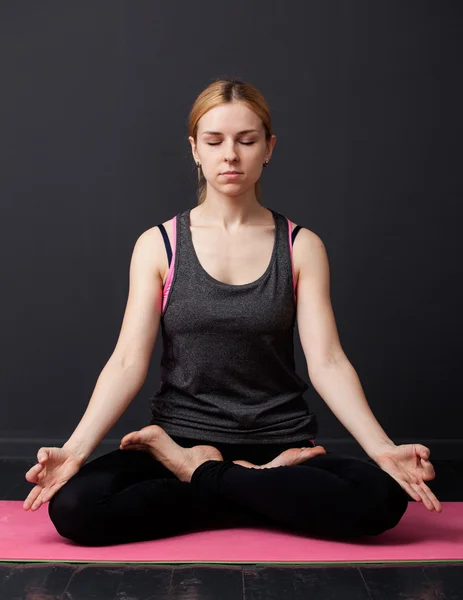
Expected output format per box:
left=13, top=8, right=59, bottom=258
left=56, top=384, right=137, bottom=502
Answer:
left=1, top=457, right=462, bottom=599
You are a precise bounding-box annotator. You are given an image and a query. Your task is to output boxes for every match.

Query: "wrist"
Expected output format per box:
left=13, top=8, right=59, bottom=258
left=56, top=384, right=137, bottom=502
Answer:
left=367, top=439, right=396, bottom=461
left=62, top=441, right=89, bottom=465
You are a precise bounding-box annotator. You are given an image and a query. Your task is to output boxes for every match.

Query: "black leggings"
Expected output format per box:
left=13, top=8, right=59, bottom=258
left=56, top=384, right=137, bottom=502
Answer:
left=48, top=435, right=409, bottom=546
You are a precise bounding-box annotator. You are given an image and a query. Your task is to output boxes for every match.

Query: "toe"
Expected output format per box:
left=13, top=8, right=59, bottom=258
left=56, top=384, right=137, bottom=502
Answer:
left=122, top=432, right=138, bottom=444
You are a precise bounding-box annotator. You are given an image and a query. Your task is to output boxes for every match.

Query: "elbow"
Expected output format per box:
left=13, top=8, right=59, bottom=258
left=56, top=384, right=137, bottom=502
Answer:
left=111, top=352, right=149, bottom=381
left=307, top=350, right=349, bottom=381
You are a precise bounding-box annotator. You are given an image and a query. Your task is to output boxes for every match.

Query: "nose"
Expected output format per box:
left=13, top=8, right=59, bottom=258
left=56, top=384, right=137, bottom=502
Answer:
left=224, top=141, right=239, bottom=163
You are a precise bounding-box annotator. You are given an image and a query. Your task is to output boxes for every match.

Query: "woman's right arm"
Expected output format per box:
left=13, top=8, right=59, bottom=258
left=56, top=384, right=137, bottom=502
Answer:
left=62, top=227, right=165, bottom=465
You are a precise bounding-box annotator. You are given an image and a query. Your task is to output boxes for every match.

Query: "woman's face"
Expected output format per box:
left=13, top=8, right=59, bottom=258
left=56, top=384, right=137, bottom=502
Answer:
left=189, top=101, right=275, bottom=193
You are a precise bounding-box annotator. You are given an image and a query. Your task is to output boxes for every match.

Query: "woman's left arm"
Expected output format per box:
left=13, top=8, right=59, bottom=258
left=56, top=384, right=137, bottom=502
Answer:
left=307, top=358, right=396, bottom=460
left=293, top=228, right=394, bottom=458
left=293, top=229, right=442, bottom=512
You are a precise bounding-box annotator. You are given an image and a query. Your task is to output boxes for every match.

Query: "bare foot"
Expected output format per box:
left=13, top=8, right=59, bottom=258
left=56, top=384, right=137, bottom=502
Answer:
left=233, top=446, right=327, bottom=469
left=120, top=425, right=223, bottom=483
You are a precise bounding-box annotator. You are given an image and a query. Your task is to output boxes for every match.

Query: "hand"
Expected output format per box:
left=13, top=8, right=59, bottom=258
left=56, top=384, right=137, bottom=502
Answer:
left=372, top=443, right=442, bottom=512
left=23, top=447, right=83, bottom=512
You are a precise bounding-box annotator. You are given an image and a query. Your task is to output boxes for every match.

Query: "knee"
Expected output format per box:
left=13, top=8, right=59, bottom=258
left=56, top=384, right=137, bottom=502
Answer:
left=48, top=482, right=104, bottom=545
left=385, top=480, right=409, bottom=528
left=362, top=477, right=409, bottom=536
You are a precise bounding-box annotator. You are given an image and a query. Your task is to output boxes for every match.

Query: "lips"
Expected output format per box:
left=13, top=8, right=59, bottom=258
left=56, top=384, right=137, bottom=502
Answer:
left=221, top=171, right=242, bottom=174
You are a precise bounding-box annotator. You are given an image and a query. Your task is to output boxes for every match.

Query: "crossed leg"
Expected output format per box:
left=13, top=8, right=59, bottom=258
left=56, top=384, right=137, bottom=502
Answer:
left=48, top=446, right=270, bottom=546
left=48, top=427, right=409, bottom=545
left=190, top=453, right=409, bottom=539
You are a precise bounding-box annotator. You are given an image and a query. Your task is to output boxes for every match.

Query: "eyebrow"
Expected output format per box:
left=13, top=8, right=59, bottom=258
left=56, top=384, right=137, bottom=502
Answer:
left=201, top=129, right=259, bottom=135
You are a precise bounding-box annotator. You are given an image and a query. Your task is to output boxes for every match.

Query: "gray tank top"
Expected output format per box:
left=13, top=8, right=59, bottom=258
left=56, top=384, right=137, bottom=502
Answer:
left=148, top=207, right=318, bottom=444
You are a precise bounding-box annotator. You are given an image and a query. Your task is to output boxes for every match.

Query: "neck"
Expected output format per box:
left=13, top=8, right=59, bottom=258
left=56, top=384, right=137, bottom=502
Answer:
left=195, top=187, right=267, bottom=230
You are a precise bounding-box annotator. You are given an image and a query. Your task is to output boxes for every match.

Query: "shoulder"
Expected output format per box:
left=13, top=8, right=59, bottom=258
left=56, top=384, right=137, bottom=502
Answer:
left=288, top=220, right=327, bottom=285
left=130, top=217, right=176, bottom=286
left=141, top=217, right=176, bottom=285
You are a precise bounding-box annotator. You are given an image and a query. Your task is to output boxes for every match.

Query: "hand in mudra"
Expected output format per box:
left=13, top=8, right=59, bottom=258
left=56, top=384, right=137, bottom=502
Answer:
left=373, top=443, right=442, bottom=513
left=23, top=447, right=82, bottom=512
left=233, top=445, right=327, bottom=469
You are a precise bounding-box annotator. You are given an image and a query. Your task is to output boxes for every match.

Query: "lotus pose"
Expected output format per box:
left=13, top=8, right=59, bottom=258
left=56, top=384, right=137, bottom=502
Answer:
left=24, top=79, right=441, bottom=546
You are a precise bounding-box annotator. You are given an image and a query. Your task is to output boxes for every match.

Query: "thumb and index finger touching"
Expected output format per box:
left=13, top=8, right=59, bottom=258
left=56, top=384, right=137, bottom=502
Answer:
left=25, top=449, right=47, bottom=478
left=25, top=448, right=60, bottom=483
left=37, top=449, right=48, bottom=462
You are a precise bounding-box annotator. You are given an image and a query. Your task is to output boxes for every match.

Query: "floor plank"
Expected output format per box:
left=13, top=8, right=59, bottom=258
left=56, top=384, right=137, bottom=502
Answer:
left=114, top=566, right=173, bottom=600
left=423, top=564, right=463, bottom=600
left=169, top=565, right=243, bottom=599
left=60, top=564, right=124, bottom=599
left=242, top=565, right=371, bottom=599
left=0, top=563, right=57, bottom=599
left=360, top=565, right=446, bottom=599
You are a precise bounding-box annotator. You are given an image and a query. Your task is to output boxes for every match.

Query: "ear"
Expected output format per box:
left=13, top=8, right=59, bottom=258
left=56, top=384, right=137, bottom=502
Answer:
left=266, top=134, right=277, bottom=161
left=188, top=136, right=199, bottom=163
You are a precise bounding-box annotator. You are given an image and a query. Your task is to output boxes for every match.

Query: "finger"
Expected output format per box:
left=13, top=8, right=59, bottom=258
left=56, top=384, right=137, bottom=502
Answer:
left=420, top=459, right=436, bottom=481
left=37, top=449, right=49, bottom=463
left=23, top=485, right=42, bottom=511
left=414, top=481, right=442, bottom=513
left=25, top=463, right=44, bottom=482
left=410, top=482, right=441, bottom=512
left=24, top=486, right=41, bottom=510
left=399, top=479, right=422, bottom=503
left=41, top=482, right=65, bottom=504
left=410, top=483, right=433, bottom=511
left=31, top=490, right=48, bottom=511
left=418, top=445, right=431, bottom=460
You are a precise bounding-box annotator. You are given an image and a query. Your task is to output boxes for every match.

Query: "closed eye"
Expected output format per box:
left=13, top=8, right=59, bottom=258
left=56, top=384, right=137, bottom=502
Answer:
left=206, top=142, right=255, bottom=145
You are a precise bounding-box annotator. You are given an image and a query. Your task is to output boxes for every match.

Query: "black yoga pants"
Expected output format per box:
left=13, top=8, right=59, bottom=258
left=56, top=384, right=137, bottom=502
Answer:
left=48, top=435, right=409, bottom=546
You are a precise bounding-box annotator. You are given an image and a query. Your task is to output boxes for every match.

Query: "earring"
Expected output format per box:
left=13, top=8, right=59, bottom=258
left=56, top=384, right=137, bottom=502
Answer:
left=197, top=162, right=201, bottom=183
left=263, top=159, right=269, bottom=167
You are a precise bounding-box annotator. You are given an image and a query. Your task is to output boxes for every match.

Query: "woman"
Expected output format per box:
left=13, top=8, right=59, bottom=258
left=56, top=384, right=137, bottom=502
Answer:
left=23, top=79, right=441, bottom=546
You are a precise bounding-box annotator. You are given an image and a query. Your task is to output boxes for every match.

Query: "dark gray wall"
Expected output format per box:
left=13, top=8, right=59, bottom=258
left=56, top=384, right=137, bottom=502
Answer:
left=1, top=1, right=461, bottom=460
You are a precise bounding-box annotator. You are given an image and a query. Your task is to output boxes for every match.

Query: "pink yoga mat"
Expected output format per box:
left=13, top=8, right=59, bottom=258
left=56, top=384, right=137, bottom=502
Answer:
left=0, top=501, right=461, bottom=565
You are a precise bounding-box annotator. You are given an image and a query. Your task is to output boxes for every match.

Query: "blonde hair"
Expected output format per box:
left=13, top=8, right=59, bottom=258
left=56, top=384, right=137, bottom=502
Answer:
left=187, top=78, right=273, bottom=206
